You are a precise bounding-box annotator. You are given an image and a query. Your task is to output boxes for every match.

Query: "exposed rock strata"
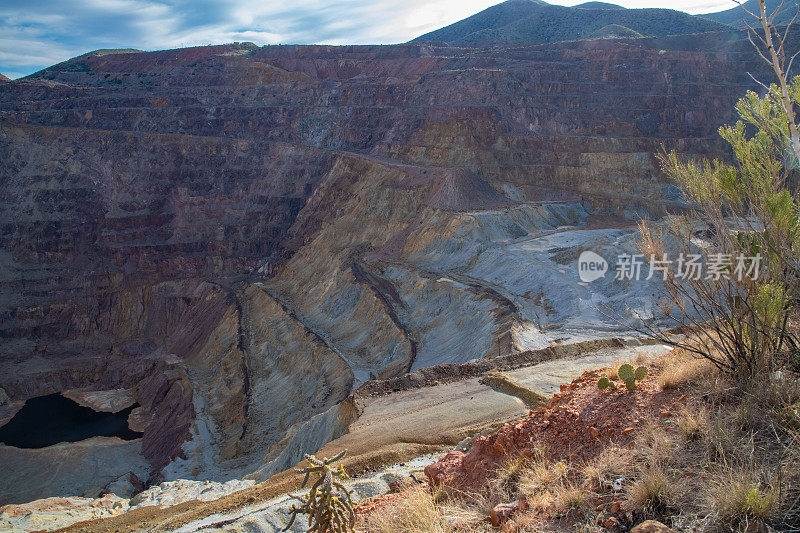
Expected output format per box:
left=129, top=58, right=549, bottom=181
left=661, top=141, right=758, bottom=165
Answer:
left=62, top=388, right=136, bottom=412
left=0, top=438, right=149, bottom=506
left=0, top=31, right=784, bottom=500
left=0, top=494, right=129, bottom=533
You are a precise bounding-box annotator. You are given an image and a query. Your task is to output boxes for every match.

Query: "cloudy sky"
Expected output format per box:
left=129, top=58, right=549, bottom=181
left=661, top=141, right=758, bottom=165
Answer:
left=0, top=0, right=736, bottom=79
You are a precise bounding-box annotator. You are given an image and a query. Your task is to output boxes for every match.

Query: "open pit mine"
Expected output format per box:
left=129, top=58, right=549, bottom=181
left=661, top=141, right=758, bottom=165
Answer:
left=0, top=14, right=790, bottom=530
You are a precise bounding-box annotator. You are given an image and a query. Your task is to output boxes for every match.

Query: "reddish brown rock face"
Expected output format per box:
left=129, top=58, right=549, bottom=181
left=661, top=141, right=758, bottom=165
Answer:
left=0, top=31, right=783, bottom=499
left=424, top=368, right=678, bottom=493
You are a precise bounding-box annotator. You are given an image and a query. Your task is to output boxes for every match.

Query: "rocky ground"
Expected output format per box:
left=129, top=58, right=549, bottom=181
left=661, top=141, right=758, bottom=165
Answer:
left=356, top=350, right=800, bottom=532
left=0, top=341, right=671, bottom=532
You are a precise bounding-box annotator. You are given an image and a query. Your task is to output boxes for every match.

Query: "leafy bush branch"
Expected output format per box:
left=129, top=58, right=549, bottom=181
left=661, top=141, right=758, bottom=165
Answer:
left=613, top=0, right=800, bottom=379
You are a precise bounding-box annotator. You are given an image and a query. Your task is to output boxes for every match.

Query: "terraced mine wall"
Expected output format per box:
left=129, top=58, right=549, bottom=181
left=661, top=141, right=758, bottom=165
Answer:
left=353, top=337, right=665, bottom=398
left=0, top=29, right=791, bottom=502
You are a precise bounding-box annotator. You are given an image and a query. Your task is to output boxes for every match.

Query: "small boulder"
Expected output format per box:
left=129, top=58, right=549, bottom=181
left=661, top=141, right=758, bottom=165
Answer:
left=105, top=472, right=144, bottom=499
left=631, top=520, right=678, bottom=533
left=490, top=499, right=527, bottom=527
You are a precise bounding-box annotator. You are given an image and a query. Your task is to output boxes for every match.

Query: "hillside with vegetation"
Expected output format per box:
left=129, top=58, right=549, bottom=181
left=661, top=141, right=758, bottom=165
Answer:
left=586, top=24, right=644, bottom=39
left=412, top=0, right=729, bottom=46
left=700, top=0, right=798, bottom=27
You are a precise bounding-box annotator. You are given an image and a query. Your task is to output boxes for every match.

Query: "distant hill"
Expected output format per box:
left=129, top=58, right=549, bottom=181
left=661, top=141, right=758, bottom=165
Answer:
left=412, top=0, right=731, bottom=47
left=24, top=48, right=144, bottom=78
left=0, top=73, right=9, bottom=82
left=576, top=2, right=624, bottom=9
left=701, top=0, right=799, bottom=27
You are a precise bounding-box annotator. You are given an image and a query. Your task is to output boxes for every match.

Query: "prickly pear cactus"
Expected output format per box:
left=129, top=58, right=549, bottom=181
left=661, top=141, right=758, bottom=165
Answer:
left=284, top=450, right=354, bottom=532
left=620, top=364, right=649, bottom=390
left=598, top=375, right=617, bottom=390
left=599, top=364, right=648, bottom=392
left=618, top=364, right=635, bottom=382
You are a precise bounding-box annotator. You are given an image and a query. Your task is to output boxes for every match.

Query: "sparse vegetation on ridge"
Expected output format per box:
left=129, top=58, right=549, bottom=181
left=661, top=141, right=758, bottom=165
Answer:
left=355, top=349, right=800, bottom=531
left=412, top=0, right=730, bottom=47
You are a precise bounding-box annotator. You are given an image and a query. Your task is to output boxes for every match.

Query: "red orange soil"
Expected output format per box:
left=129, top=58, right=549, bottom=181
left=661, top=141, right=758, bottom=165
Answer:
left=355, top=366, right=682, bottom=527
left=424, top=368, right=680, bottom=492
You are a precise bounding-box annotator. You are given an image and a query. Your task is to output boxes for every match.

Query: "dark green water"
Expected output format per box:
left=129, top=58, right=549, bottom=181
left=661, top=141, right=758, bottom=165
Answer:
left=0, top=393, right=143, bottom=448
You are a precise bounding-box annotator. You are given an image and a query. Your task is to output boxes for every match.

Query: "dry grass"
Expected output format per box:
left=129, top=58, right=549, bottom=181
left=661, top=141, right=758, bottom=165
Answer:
left=361, top=485, right=488, bottom=533
left=621, top=352, right=799, bottom=528
left=747, top=373, right=800, bottom=413
left=526, top=489, right=556, bottom=515
left=582, top=445, right=635, bottom=491
left=632, top=350, right=657, bottom=366
left=606, top=360, right=622, bottom=381
left=702, top=411, right=746, bottom=463
left=516, top=451, right=575, bottom=517
left=361, top=348, right=800, bottom=532
left=361, top=486, right=450, bottom=533
left=626, top=466, right=678, bottom=516
left=780, top=445, right=800, bottom=526
left=550, top=483, right=590, bottom=516
left=489, top=456, right=530, bottom=505
left=657, top=349, right=717, bottom=390
left=638, top=421, right=677, bottom=469
left=514, top=451, right=596, bottom=520
left=675, top=404, right=710, bottom=441
left=707, top=468, right=780, bottom=526
left=519, top=460, right=567, bottom=498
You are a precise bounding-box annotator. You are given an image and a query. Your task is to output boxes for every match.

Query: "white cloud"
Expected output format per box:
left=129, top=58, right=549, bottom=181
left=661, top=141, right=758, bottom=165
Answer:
left=0, top=24, right=75, bottom=70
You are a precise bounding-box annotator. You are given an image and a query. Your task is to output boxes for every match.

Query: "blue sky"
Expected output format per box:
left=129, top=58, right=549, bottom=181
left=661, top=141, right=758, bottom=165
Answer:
left=0, top=0, right=735, bottom=79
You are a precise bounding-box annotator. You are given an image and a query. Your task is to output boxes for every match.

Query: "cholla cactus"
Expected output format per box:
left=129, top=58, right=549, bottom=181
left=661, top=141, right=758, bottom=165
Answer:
left=283, top=450, right=354, bottom=532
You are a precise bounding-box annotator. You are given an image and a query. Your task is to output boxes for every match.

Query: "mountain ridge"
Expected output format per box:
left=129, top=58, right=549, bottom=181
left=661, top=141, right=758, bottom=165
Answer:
left=700, top=0, right=799, bottom=27
left=412, top=0, right=731, bottom=47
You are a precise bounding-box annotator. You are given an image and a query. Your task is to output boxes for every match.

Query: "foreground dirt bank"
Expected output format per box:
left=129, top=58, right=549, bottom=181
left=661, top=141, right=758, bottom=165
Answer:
left=50, top=341, right=668, bottom=532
